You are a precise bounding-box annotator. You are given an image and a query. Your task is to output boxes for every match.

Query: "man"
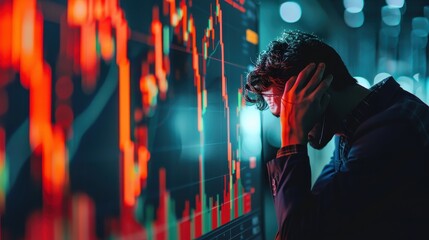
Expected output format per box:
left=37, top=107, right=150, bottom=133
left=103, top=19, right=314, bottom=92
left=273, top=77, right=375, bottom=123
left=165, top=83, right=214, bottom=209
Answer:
left=245, top=30, right=429, bottom=239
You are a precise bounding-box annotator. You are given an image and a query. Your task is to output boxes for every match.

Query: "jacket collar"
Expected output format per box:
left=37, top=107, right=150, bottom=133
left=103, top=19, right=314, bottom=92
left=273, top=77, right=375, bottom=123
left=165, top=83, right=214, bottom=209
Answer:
left=341, top=77, right=401, bottom=139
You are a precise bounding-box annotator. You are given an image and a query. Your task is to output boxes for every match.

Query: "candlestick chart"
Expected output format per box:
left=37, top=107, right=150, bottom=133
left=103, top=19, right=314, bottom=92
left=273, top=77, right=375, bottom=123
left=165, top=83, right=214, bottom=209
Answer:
left=0, top=0, right=262, bottom=239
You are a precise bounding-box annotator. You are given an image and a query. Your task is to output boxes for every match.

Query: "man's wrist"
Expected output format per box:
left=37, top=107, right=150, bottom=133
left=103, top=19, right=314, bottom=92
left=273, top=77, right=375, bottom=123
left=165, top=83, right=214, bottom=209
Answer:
left=281, top=130, right=307, bottom=147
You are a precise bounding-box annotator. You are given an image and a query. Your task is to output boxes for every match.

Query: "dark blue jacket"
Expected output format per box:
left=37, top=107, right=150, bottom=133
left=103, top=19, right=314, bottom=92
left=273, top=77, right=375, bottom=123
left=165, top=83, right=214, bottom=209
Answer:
left=267, top=78, right=429, bottom=239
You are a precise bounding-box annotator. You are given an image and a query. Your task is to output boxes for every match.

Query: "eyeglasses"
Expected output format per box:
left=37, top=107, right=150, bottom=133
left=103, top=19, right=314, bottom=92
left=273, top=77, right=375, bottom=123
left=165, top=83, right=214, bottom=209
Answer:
left=260, top=93, right=282, bottom=97
left=245, top=83, right=284, bottom=98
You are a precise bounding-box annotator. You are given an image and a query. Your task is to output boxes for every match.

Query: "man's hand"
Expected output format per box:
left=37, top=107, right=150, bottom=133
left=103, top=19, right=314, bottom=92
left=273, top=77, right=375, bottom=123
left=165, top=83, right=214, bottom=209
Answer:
left=280, top=63, right=333, bottom=147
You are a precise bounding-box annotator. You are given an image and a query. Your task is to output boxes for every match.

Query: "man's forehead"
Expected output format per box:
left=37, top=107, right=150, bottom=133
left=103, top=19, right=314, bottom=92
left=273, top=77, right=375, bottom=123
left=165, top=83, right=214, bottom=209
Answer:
left=260, top=86, right=284, bottom=96
left=260, top=88, right=274, bottom=94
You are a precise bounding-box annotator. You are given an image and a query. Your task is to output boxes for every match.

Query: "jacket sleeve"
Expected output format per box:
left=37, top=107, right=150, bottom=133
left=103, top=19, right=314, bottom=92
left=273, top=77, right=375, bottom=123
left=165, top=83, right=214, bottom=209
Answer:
left=267, top=144, right=320, bottom=240
left=267, top=121, right=421, bottom=240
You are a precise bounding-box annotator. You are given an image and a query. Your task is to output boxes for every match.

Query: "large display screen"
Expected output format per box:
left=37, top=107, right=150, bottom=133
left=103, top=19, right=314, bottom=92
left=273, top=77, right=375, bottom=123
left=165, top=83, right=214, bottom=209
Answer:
left=0, top=0, right=262, bottom=239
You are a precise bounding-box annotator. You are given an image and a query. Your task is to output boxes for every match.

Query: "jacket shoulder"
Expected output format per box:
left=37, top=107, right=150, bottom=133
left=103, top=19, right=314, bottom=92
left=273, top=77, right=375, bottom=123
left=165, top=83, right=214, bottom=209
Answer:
left=353, top=97, right=429, bottom=147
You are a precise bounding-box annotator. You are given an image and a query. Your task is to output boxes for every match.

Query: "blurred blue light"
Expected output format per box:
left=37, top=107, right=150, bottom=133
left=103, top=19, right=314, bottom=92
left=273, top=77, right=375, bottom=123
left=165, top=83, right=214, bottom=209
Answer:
left=397, top=76, right=414, bottom=93
left=241, top=107, right=262, bottom=157
left=344, top=10, right=364, bottom=28
left=343, top=0, right=364, bottom=13
left=382, top=6, right=401, bottom=26
left=279, top=1, right=302, bottom=23
left=240, top=107, right=261, bottom=134
left=263, top=111, right=281, bottom=148
left=424, top=6, right=429, bottom=19
left=354, top=76, right=371, bottom=88
left=412, top=17, right=429, bottom=37
left=380, top=25, right=401, bottom=37
left=374, top=72, right=392, bottom=84
left=242, top=137, right=262, bottom=156
left=411, top=30, right=428, bottom=48
left=386, top=0, right=404, bottom=8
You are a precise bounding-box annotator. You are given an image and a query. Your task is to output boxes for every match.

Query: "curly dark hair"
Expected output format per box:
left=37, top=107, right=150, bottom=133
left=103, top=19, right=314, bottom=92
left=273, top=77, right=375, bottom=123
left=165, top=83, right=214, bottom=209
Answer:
left=245, top=30, right=356, bottom=110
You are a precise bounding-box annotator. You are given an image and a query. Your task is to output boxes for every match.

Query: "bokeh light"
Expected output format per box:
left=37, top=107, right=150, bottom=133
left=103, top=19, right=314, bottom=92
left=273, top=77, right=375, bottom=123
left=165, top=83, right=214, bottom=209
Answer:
left=397, top=76, right=414, bottom=93
left=412, top=17, right=429, bottom=37
left=240, top=107, right=262, bottom=157
left=279, top=1, right=302, bottom=23
left=240, top=107, right=261, bottom=133
left=386, top=0, right=405, bottom=8
left=374, top=72, right=392, bottom=84
left=354, top=76, right=371, bottom=88
left=382, top=6, right=401, bottom=26
left=344, top=9, right=364, bottom=28
left=343, top=0, right=364, bottom=13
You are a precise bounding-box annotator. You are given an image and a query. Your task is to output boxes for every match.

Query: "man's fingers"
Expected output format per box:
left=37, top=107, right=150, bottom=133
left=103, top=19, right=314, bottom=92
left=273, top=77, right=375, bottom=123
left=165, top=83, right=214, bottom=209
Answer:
left=307, top=63, right=326, bottom=93
left=313, top=74, right=333, bottom=99
left=294, top=63, right=316, bottom=91
left=281, top=76, right=297, bottom=104
left=284, top=76, right=297, bottom=93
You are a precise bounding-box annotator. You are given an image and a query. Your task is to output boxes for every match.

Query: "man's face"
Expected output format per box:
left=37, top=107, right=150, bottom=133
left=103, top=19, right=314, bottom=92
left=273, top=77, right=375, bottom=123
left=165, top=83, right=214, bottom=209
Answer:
left=261, top=87, right=283, bottom=118
left=261, top=86, right=335, bottom=149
